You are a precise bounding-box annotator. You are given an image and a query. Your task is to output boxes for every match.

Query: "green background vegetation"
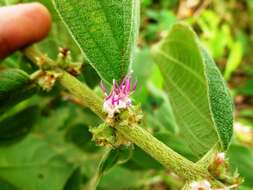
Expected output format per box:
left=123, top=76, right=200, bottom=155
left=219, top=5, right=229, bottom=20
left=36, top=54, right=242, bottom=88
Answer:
left=1, top=0, right=253, bottom=190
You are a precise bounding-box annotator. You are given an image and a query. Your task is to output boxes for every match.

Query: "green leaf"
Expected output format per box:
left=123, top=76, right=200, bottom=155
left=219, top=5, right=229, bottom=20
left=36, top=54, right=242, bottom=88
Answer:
left=200, top=44, right=233, bottom=150
left=99, top=147, right=132, bottom=174
left=98, top=166, right=141, bottom=190
left=0, top=69, right=30, bottom=93
left=65, top=123, right=99, bottom=153
left=0, top=106, right=38, bottom=144
left=0, top=69, right=36, bottom=113
left=0, top=179, right=19, bottom=190
left=132, top=48, right=154, bottom=103
left=0, top=135, right=76, bottom=190
left=145, top=84, right=178, bottom=134
left=53, top=0, right=140, bottom=82
left=152, top=23, right=233, bottom=157
left=63, top=168, right=81, bottom=190
left=87, top=147, right=132, bottom=190
left=78, top=64, right=100, bottom=89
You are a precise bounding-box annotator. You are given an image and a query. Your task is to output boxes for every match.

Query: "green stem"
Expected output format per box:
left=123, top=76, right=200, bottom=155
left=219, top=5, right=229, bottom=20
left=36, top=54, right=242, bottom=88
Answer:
left=23, top=46, right=220, bottom=184
left=23, top=46, right=57, bottom=68
left=117, top=124, right=208, bottom=180
left=59, top=71, right=106, bottom=120
left=60, top=71, right=217, bottom=181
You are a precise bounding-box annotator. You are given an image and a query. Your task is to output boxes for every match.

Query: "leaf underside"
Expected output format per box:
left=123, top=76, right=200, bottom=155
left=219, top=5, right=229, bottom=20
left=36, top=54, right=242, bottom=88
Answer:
left=152, top=23, right=233, bottom=158
left=53, top=0, right=140, bottom=83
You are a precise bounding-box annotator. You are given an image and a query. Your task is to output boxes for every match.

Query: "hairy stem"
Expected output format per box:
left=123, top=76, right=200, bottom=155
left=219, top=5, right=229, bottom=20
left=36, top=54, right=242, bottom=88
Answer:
left=117, top=124, right=208, bottom=179
left=23, top=46, right=56, bottom=67
left=60, top=71, right=106, bottom=120
left=60, top=72, right=211, bottom=180
left=23, top=46, right=221, bottom=184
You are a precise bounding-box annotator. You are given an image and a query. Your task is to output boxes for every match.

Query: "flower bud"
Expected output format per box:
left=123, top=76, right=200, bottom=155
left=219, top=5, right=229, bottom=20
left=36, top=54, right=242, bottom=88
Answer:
left=190, top=180, right=211, bottom=190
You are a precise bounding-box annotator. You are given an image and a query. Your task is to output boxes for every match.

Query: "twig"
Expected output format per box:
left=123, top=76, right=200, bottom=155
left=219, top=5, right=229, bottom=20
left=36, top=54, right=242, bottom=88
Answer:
left=23, top=46, right=223, bottom=186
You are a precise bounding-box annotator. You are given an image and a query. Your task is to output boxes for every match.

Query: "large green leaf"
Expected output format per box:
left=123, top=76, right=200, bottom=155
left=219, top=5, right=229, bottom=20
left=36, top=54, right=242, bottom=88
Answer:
left=0, top=69, right=36, bottom=113
left=0, top=105, right=88, bottom=190
left=0, top=179, right=19, bottom=190
left=53, top=0, right=140, bottom=82
left=0, top=135, right=76, bottom=190
left=152, top=23, right=233, bottom=157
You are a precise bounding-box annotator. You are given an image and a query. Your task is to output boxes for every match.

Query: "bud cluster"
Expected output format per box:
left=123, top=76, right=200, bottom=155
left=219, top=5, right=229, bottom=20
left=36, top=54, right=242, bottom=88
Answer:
left=57, top=47, right=82, bottom=76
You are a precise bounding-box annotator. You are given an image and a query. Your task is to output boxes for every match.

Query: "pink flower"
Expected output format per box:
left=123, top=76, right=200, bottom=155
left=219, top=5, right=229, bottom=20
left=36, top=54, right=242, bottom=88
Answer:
left=101, top=72, right=137, bottom=117
left=215, top=152, right=226, bottom=165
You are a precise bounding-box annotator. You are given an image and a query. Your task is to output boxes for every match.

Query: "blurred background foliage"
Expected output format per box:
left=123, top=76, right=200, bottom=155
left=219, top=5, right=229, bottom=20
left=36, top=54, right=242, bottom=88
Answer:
left=1, top=0, right=253, bottom=190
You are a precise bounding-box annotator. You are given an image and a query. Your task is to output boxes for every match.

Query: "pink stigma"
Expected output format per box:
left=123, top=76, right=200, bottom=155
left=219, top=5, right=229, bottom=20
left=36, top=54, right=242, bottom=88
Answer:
left=101, top=72, right=137, bottom=117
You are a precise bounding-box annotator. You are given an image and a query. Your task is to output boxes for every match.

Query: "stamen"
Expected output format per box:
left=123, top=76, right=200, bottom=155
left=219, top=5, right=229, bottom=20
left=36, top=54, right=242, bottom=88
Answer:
left=100, top=81, right=107, bottom=96
left=133, top=80, right=138, bottom=91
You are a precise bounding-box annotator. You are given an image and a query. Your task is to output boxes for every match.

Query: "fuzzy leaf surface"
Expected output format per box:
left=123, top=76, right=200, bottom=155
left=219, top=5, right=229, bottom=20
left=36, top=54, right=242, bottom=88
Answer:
left=53, top=0, right=140, bottom=82
left=152, top=23, right=233, bottom=157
